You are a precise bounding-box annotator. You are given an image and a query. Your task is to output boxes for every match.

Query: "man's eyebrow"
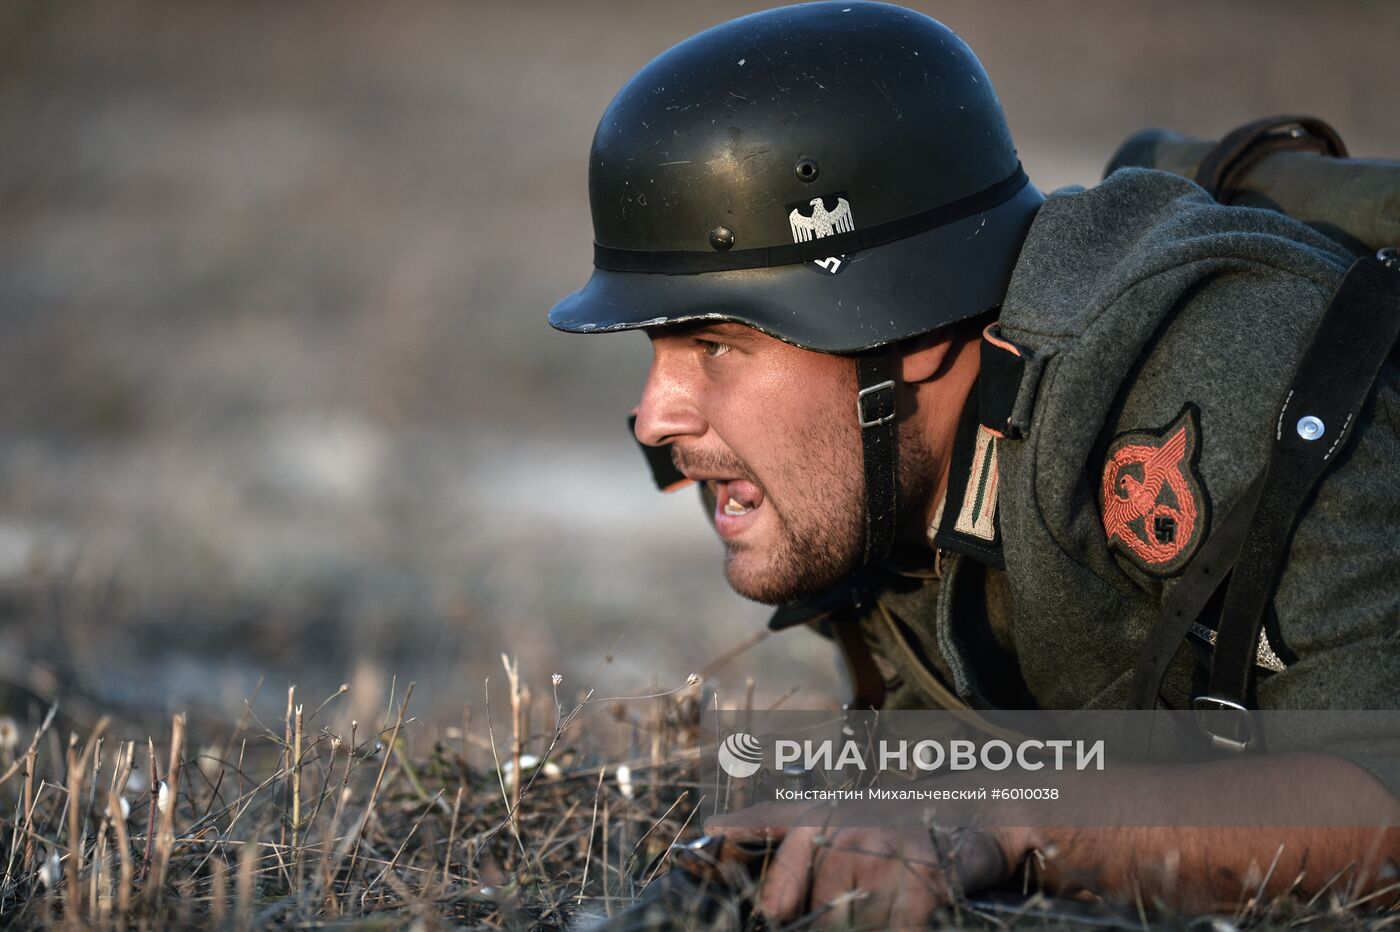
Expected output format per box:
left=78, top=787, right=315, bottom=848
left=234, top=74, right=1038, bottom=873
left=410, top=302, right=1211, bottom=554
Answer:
left=687, top=322, right=761, bottom=343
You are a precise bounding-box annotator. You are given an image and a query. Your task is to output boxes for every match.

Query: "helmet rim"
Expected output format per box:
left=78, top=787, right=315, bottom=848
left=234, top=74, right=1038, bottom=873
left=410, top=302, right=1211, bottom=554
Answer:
left=548, top=179, right=1044, bottom=353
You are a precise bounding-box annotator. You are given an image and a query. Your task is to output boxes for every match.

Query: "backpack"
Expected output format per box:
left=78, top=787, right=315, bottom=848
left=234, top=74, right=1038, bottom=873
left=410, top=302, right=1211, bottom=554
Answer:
left=1106, top=114, right=1398, bottom=257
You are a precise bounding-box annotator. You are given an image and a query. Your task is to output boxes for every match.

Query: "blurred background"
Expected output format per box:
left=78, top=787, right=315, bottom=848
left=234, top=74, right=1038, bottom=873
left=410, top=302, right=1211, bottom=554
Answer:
left=1, top=1, right=1397, bottom=730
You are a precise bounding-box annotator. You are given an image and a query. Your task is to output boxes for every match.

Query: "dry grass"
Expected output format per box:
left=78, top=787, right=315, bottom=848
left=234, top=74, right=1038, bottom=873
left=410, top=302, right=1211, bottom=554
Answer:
left=0, top=666, right=1395, bottom=930
left=0, top=662, right=713, bottom=929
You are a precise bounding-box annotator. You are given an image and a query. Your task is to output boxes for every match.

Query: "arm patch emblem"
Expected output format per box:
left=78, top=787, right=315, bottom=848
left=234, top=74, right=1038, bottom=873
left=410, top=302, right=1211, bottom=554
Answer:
left=1100, top=405, right=1210, bottom=576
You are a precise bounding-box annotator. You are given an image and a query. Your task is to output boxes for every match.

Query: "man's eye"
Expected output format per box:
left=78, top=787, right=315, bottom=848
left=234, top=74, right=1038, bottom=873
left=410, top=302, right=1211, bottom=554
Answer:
left=698, top=339, right=731, bottom=358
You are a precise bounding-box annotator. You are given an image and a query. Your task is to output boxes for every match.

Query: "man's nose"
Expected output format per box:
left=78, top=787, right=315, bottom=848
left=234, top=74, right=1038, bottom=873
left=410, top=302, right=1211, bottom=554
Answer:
left=633, top=353, right=706, bottom=448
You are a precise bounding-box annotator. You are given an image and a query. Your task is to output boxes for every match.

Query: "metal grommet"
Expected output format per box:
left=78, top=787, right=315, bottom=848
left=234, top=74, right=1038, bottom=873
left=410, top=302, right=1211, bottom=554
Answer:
left=708, top=226, right=735, bottom=251
left=1297, top=415, right=1325, bottom=441
left=1377, top=246, right=1398, bottom=268
left=794, top=158, right=820, bottom=183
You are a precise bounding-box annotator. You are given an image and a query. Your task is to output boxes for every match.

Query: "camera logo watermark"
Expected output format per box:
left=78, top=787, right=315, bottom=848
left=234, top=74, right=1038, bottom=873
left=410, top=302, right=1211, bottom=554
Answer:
left=717, top=731, right=1106, bottom=779
left=717, top=732, right=764, bottom=778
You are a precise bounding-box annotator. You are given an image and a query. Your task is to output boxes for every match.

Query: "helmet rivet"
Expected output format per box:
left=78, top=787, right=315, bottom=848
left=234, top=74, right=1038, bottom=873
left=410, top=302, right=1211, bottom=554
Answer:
left=794, top=158, right=820, bottom=183
left=1296, top=415, right=1325, bottom=441
left=709, top=226, right=735, bottom=251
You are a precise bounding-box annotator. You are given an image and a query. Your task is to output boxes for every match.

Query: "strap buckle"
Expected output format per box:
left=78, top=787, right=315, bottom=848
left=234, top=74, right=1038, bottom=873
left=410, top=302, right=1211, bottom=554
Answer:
left=857, top=380, right=896, bottom=428
left=1191, top=696, right=1257, bottom=752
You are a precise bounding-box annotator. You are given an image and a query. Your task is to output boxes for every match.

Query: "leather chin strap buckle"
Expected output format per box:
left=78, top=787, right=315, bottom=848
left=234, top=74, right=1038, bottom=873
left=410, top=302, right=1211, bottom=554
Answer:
left=856, top=352, right=900, bottom=566
left=856, top=380, right=896, bottom=428
left=1191, top=695, right=1258, bottom=752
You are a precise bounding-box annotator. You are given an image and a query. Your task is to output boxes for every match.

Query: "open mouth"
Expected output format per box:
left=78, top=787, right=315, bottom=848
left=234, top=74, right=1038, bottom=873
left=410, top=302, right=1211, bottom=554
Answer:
left=710, top=478, right=765, bottom=537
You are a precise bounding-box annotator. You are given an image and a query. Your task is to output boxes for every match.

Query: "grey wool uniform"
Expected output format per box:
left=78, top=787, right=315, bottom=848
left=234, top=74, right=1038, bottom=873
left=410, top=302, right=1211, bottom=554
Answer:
left=782, top=169, right=1400, bottom=790
left=542, top=0, right=1399, bottom=807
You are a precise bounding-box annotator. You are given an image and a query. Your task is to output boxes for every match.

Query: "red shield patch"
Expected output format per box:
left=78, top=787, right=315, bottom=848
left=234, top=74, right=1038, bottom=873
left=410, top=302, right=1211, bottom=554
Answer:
left=1100, top=406, right=1209, bottom=576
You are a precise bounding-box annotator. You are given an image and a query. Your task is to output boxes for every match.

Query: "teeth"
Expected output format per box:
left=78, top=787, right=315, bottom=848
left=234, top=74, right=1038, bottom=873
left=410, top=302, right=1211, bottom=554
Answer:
left=723, top=496, right=750, bottom=517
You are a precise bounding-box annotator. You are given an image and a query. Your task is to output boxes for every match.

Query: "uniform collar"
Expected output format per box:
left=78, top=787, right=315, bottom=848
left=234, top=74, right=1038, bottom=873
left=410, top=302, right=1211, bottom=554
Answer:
left=930, top=384, right=1006, bottom=569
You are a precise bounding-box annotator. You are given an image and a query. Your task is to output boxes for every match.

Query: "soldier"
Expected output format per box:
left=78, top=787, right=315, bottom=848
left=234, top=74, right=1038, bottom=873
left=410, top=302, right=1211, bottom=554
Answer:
left=549, top=2, right=1399, bottom=925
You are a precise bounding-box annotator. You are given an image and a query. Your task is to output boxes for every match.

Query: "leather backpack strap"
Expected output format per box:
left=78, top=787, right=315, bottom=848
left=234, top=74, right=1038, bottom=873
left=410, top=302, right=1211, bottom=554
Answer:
left=1195, top=252, right=1400, bottom=750
left=1126, top=252, right=1400, bottom=757
left=828, top=611, right=887, bottom=712
left=1194, top=114, right=1347, bottom=203
left=1125, top=473, right=1263, bottom=713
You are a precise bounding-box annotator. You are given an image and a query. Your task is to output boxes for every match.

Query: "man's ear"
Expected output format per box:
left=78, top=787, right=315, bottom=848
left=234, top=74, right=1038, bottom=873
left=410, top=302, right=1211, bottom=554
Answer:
left=899, top=329, right=958, bottom=385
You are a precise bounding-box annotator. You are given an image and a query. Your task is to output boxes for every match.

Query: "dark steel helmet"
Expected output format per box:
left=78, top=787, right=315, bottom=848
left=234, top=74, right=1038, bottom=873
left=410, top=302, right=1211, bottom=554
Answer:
left=548, top=0, right=1043, bottom=352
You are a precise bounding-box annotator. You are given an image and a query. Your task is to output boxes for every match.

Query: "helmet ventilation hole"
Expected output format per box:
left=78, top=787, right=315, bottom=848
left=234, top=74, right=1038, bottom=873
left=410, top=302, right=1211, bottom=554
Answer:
left=795, top=158, right=820, bottom=183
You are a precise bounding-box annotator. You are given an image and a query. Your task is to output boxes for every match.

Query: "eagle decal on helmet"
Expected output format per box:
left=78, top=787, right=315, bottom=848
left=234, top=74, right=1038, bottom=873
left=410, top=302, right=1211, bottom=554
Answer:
left=788, top=196, right=855, bottom=241
left=787, top=194, right=855, bottom=275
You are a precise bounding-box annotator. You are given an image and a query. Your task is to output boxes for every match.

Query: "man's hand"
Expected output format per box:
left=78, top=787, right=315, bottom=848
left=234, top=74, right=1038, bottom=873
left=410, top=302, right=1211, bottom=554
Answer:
left=694, top=755, right=1399, bottom=925
left=705, top=803, right=1010, bottom=928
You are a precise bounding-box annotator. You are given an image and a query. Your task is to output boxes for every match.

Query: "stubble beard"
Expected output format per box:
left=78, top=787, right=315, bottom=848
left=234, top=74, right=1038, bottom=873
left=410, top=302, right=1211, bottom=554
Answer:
left=722, top=456, right=865, bottom=605
left=722, top=420, right=934, bottom=606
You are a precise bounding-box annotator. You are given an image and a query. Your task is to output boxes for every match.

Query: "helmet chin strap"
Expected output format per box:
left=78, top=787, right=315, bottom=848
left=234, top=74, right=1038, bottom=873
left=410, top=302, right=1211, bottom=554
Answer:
left=855, top=351, right=900, bottom=565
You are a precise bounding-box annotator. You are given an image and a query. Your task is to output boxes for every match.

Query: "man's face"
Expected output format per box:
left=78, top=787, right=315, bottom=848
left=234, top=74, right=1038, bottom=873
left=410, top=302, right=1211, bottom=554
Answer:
left=633, top=322, right=866, bottom=604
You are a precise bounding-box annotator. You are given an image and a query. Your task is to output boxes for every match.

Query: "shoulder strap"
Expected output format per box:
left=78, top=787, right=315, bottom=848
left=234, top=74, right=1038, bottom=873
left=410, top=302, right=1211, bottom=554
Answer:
left=1127, top=252, right=1400, bottom=747
left=1195, top=251, right=1400, bottom=749
left=1125, top=472, right=1262, bottom=712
